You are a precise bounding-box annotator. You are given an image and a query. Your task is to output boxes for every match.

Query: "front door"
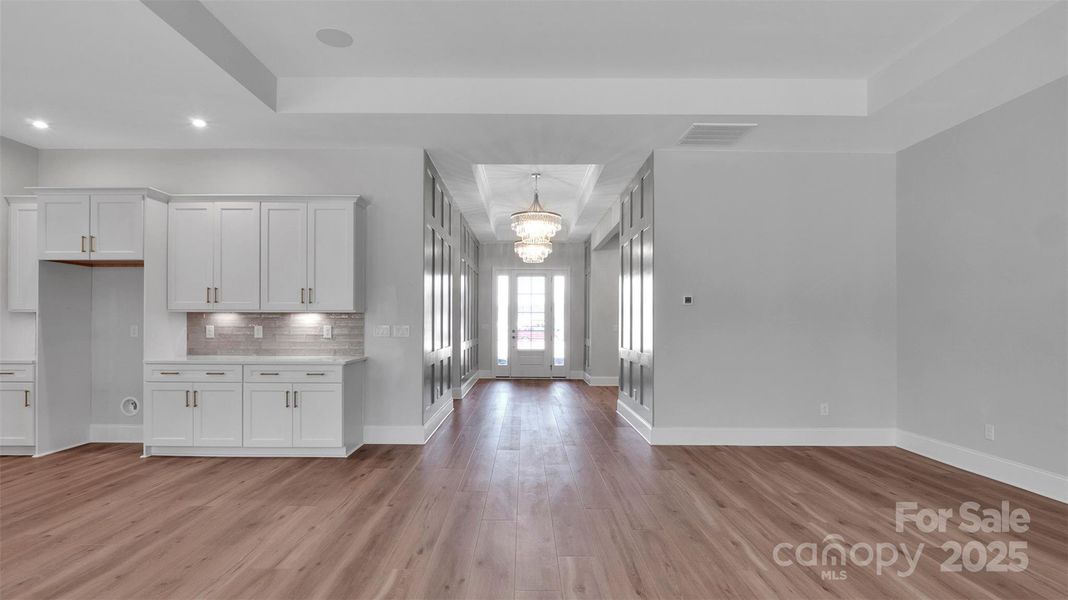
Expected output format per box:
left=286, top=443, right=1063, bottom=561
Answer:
left=494, top=271, right=568, bottom=378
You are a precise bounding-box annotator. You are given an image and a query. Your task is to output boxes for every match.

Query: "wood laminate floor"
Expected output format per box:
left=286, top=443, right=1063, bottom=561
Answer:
left=1, top=380, right=1066, bottom=599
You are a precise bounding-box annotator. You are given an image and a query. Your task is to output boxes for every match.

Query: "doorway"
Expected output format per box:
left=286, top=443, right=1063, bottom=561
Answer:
left=493, top=269, right=568, bottom=378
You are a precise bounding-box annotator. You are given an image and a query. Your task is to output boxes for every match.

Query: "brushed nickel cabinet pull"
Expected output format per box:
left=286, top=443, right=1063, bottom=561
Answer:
left=24, top=390, right=30, bottom=407
left=185, top=390, right=190, bottom=407
left=306, top=372, right=326, bottom=376
left=90, top=235, right=97, bottom=252
left=260, top=372, right=279, bottom=376
left=293, top=391, right=298, bottom=408
left=0, top=372, right=14, bottom=376
left=214, top=287, right=219, bottom=303
left=193, top=391, right=198, bottom=408
left=300, top=288, right=305, bottom=304
left=308, top=288, right=313, bottom=304
left=206, top=372, right=226, bottom=376
left=207, top=287, right=211, bottom=303
left=285, top=390, right=290, bottom=408
left=81, top=236, right=87, bottom=252
left=160, top=371, right=180, bottom=375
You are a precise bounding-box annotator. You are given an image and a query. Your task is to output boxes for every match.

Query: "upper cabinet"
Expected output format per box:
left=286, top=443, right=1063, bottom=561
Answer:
left=6, top=197, right=37, bottom=312
left=169, top=196, right=365, bottom=313
left=169, top=202, right=260, bottom=311
left=35, top=189, right=157, bottom=260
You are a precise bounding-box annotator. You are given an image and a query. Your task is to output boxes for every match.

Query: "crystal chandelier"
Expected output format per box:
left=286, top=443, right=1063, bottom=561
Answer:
left=511, top=173, right=562, bottom=243
left=514, top=239, right=553, bottom=264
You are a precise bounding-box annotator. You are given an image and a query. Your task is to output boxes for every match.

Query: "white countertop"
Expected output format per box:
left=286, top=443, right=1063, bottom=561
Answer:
left=145, top=355, right=366, bottom=365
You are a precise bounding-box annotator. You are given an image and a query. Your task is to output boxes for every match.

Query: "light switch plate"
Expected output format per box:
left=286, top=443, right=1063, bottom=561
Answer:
left=374, top=325, right=391, bottom=337
left=205, top=325, right=215, bottom=339
left=253, top=325, right=263, bottom=339
left=129, top=325, right=139, bottom=338
left=985, top=424, right=995, bottom=441
left=322, top=325, right=332, bottom=339
left=393, top=325, right=411, bottom=338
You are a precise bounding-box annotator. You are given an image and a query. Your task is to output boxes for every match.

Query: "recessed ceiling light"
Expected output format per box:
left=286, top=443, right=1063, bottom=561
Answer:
left=190, top=117, right=207, bottom=129
left=316, top=28, right=354, bottom=48
left=30, top=119, right=49, bottom=130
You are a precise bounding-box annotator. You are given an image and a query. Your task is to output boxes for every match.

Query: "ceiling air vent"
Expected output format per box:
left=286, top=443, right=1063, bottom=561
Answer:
left=677, top=122, right=757, bottom=147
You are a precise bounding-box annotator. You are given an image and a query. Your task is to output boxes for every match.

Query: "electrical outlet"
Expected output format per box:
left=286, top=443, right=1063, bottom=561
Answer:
left=129, top=325, right=139, bottom=338
left=820, top=403, right=829, bottom=416
left=985, top=424, right=995, bottom=441
left=374, top=325, right=391, bottom=337
left=253, top=325, right=263, bottom=339
left=205, top=325, right=215, bottom=339
left=393, top=325, right=411, bottom=338
left=322, top=325, right=332, bottom=339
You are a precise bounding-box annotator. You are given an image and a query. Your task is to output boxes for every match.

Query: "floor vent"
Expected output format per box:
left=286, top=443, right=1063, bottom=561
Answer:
left=677, top=122, right=757, bottom=146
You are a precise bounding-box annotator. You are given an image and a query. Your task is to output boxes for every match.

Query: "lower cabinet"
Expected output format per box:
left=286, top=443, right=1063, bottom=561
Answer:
left=145, top=381, right=242, bottom=447
left=244, top=383, right=342, bottom=448
left=0, top=383, right=35, bottom=446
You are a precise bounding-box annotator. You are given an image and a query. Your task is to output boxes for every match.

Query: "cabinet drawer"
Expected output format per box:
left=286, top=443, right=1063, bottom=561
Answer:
left=243, top=365, right=342, bottom=383
left=0, top=364, right=35, bottom=382
left=144, top=364, right=242, bottom=382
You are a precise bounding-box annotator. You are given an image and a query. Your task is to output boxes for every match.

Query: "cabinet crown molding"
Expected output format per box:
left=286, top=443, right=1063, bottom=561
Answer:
left=27, top=187, right=171, bottom=201
left=170, top=194, right=366, bottom=206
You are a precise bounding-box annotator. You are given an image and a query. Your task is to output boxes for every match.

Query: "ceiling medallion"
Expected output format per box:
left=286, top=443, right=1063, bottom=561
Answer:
left=511, top=173, right=562, bottom=264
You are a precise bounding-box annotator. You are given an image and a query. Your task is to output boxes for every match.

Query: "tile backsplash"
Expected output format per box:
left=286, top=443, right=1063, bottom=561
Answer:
left=187, top=313, right=364, bottom=356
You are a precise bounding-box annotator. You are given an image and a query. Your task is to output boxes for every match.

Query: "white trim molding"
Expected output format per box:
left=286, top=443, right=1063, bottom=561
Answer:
left=90, top=424, right=143, bottom=443
left=455, top=374, right=479, bottom=399
left=584, top=373, right=618, bottom=386
left=423, top=400, right=455, bottom=442
left=648, top=426, right=896, bottom=447
left=897, top=430, right=1068, bottom=503
left=615, top=399, right=651, bottom=443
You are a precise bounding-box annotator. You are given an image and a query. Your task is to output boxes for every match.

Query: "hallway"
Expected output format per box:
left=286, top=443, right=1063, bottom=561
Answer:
left=1, top=380, right=1065, bottom=599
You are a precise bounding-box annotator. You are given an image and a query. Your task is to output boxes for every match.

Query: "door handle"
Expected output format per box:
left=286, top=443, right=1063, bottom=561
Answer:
left=193, top=390, right=199, bottom=408
left=24, top=390, right=30, bottom=407
left=285, top=390, right=290, bottom=408
left=81, top=236, right=87, bottom=252
left=185, top=390, right=190, bottom=407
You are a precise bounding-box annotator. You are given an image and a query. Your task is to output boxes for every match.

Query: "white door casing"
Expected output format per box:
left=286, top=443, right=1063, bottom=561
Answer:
left=493, top=269, right=569, bottom=378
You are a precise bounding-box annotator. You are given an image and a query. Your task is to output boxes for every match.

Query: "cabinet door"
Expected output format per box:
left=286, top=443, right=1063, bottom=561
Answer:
left=144, top=383, right=193, bottom=446
left=214, top=203, right=260, bottom=311
left=243, top=383, right=293, bottom=447
left=292, top=384, right=343, bottom=447
left=168, top=203, right=215, bottom=311
left=260, top=203, right=307, bottom=311
left=38, top=195, right=90, bottom=260
left=192, top=383, right=242, bottom=447
left=90, top=194, right=143, bottom=260
left=307, top=202, right=354, bottom=312
left=0, top=383, right=35, bottom=445
left=7, top=203, right=38, bottom=311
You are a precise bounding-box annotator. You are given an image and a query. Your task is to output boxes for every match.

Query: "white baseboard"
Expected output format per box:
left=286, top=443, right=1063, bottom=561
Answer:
left=584, top=373, right=618, bottom=386
left=897, top=430, right=1068, bottom=503
left=423, top=400, right=454, bottom=442
left=615, top=399, right=652, bottom=443
left=145, top=445, right=355, bottom=458
left=477, top=370, right=492, bottom=379
left=33, top=441, right=89, bottom=458
left=0, top=446, right=35, bottom=456
left=649, top=426, right=897, bottom=446
left=568, top=371, right=585, bottom=380
left=90, top=424, right=143, bottom=443
left=456, top=374, right=479, bottom=399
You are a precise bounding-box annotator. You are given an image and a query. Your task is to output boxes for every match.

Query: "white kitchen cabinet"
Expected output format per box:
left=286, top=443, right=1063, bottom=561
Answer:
left=192, top=383, right=243, bottom=447
left=308, top=202, right=359, bottom=311
left=35, top=189, right=156, bottom=261
left=293, top=384, right=343, bottom=447
left=168, top=202, right=259, bottom=311
left=6, top=198, right=37, bottom=312
left=243, top=383, right=293, bottom=447
left=144, top=383, right=193, bottom=446
left=145, top=381, right=243, bottom=447
left=0, top=383, right=35, bottom=446
left=260, top=203, right=308, bottom=311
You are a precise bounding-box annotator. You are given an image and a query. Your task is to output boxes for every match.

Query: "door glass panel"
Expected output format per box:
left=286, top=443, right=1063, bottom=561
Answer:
left=516, top=276, right=545, bottom=351
left=553, top=275, right=565, bottom=366
left=496, top=275, right=509, bottom=365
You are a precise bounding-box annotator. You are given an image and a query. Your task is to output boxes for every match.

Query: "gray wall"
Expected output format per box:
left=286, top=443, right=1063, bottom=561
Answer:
left=0, top=136, right=39, bottom=359
left=90, top=268, right=143, bottom=427
left=478, top=242, right=586, bottom=375
left=37, top=148, right=425, bottom=430
left=587, top=238, right=619, bottom=379
left=897, top=78, right=1067, bottom=475
left=653, top=150, right=897, bottom=429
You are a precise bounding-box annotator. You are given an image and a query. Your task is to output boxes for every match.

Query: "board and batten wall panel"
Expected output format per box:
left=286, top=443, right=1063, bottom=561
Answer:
left=423, top=155, right=454, bottom=423
left=897, top=78, right=1067, bottom=476
left=618, top=156, right=654, bottom=427
left=652, top=150, right=897, bottom=433
left=37, top=148, right=425, bottom=434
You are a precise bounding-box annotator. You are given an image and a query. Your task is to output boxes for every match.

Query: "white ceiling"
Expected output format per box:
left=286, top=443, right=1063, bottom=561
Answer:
left=201, top=0, right=972, bottom=78
left=474, top=164, right=601, bottom=241
left=2, top=0, right=1064, bottom=242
